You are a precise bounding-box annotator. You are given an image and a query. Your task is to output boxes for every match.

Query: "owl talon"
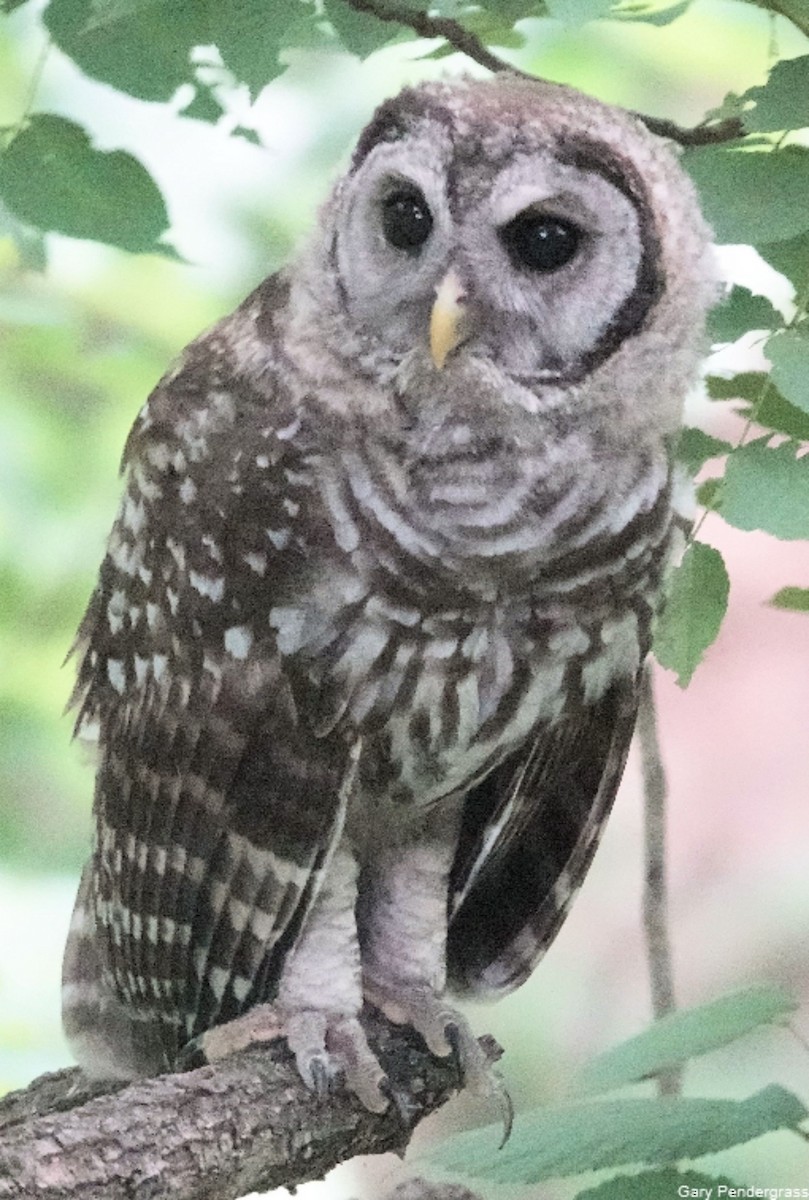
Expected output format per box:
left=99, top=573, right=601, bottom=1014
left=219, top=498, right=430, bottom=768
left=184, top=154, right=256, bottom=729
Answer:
left=382, top=1077, right=423, bottom=1127
left=284, top=1009, right=389, bottom=1113
left=175, top=1035, right=208, bottom=1072
left=307, top=1053, right=342, bottom=1099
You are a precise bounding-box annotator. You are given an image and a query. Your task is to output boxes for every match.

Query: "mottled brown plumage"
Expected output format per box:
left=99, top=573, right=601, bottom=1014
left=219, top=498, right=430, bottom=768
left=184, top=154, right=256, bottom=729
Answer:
left=62, top=75, right=716, bottom=1106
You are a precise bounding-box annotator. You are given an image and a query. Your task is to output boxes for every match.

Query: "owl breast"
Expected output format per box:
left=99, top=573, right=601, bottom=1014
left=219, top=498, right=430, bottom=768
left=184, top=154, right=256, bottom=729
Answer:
left=280, top=410, right=674, bottom=812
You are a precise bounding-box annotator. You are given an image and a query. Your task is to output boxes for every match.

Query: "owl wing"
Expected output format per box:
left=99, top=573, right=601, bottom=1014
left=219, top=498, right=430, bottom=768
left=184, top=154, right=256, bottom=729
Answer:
left=446, top=675, right=640, bottom=998
left=70, top=276, right=355, bottom=1064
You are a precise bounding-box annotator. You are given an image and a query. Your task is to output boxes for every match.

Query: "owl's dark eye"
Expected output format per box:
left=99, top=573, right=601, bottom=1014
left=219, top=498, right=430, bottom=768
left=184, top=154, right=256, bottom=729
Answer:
left=500, top=212, right=582, bottom=273
left=381, top=188, right=433, bottom=253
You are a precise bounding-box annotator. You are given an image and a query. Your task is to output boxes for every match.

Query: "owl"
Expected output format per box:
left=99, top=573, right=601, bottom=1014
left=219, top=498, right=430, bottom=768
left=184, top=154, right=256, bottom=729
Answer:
left=62, top=75, right=716, bottom=1112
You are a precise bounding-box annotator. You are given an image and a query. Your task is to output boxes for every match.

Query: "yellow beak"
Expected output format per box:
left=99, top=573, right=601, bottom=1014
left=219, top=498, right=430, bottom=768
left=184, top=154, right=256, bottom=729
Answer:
left=430, top=269, right=467, bottom=370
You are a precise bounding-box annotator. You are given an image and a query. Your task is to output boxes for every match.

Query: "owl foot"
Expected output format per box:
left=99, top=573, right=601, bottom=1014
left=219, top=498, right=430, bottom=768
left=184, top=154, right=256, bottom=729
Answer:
left=364, top=979, right=513, bottom=1142
left=180, top=1003, right=388, bottom=1114
left=284, top=1009, right=389, bottom=1113
left=184, top=1001, right=285, bottom=1065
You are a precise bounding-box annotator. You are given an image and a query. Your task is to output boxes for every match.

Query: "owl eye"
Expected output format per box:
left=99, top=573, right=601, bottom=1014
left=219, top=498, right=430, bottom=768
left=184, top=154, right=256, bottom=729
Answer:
left=381, top=188, right=433, bottom=253
left=500, top=212, right=582, bottom=273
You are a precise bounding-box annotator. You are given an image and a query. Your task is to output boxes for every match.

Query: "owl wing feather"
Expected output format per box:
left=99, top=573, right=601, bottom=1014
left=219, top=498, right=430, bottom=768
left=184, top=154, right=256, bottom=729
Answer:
left=447, top=676, right=640, bottom=998
left=70, top=280, right=356, bottom=1064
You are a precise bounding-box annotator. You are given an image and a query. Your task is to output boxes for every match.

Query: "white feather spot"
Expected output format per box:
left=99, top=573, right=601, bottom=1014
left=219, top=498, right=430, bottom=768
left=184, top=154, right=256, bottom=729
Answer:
left=179, top=476, right=197, bottom=504
left=255, top=454, right=270, bottom=469
left=224, top=624, right=253, bottom=660
left=243, top=551, right=267, bottom=576
left=132, top=463, right=162, bottom=502
left=202, top=534, right=223, bottom=564
left=134, top=654, right=149, bottom=685
left=106, top=659, right=126, bottom=693
left=166, top=539, right=186, bottom=570
left=266, top=527, right=290, bottom=550
left=152, top=653, right=168, bottom=682
left=276, top=416, right=301, bottom=441
left=107, top=588, right=127, bottom=635
left=146, top=443, right=172, bottom=470
left=189, top=571, right=225, bottom=602
left=282, top=497, right=300, bottom=517
left=122, top=493, right=146, bottom=534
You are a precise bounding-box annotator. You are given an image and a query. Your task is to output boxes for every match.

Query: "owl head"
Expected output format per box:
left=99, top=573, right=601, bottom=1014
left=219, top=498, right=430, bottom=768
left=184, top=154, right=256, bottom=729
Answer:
left=289, top=76, right=718, bottom=444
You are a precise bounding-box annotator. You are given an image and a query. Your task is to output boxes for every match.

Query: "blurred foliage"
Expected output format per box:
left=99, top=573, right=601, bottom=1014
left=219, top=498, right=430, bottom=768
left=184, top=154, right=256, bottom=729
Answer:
left=0, top=5, right=807, bottom=1191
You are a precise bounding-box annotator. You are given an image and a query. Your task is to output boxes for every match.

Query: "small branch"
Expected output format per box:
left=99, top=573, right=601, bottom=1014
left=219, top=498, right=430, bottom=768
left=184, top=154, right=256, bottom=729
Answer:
left=341, top=0, right=527, bottom=76
left=341, top=0, right=745, bottom=149
left=0, top=1013, right=493, bottom=1200
left=638, top=114, right=745, bottom=147
left=637, top=663, right=682, bottom=1097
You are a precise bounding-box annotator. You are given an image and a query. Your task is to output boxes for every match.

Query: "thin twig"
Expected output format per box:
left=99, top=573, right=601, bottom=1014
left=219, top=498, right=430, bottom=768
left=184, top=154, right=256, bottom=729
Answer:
left=342, top=0, right=532, bottom=77
left=637, top=663, right=682, bottom=1096
left=342, top=0, right=745, bottom=148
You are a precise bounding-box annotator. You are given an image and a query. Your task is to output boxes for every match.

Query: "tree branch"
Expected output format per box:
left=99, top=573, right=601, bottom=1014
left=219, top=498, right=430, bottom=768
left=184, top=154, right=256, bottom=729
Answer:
left=342, top=0, right=745, bottom=148
left=637, top=664, right=682, bottom=1097
left=0, top=1013, right=496, bottom=1200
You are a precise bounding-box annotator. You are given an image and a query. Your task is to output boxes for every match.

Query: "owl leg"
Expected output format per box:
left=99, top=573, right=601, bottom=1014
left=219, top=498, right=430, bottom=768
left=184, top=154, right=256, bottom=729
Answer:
left=357, top=805, right=497, bottom=1099
left=194, top=842, right=388, bottom=1113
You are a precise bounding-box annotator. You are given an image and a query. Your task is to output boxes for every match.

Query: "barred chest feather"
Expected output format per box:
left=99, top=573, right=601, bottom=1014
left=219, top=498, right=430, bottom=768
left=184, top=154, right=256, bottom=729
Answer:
left=267, top=425, right=675, bottom=813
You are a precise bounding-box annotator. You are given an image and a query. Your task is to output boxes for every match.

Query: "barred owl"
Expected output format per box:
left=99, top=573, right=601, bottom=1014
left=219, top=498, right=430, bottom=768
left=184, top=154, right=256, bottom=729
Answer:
left=62, top=75, right=716, bottom=1110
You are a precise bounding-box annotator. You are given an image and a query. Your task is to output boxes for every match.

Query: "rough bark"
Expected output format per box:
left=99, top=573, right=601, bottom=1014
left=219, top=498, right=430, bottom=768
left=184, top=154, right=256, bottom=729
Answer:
left=0, top=1014, right=496, bottom=1200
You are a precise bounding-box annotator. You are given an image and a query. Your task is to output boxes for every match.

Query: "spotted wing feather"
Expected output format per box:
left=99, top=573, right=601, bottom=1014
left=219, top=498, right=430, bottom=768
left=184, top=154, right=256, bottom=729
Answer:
left=69, top=277, right=353, bottom=1066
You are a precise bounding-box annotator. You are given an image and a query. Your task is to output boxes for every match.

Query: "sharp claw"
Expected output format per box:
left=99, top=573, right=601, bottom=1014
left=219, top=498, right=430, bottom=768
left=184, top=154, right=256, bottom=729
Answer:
left=175, top=1035, right=207, bottom=1071
left=495, top=1075, right=515, bottom=1148
left=308, top=1054, right=341, bottom=1099
left=381, top=1077, right=421, bottom=1126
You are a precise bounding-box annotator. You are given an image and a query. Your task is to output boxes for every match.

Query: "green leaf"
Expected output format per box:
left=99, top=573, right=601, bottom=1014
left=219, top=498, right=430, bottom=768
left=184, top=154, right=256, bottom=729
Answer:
left=708, top=285, right=783, bottom=343
left=757, top=230, right=809, bottom=296
left=685, top=145, right=809, bottom=246
left=770, top=585, right=809, bottom=611
left=0, top=115, right=170, bottom=254
left=578, top=985, right=797, bottom=1095
left=743, top=55, right=809, bottom=133
left=695, top=478, right=721, bottom=508
left=546, top=0, right=614, bottom=22
left=610, top=1, right=691, bottom=26
left=428, top=1086, right=807, bottom=1184
left=766, top=328, right=809, bottom=415
left=706, top=372, right=809, bottom=441
left=45, top=0, right=201, bottom=101
left=575, top=1168, right=743, bottom=1200
left=181, top=86, right=225, bottom=124
left=210, top=0, right=303, bottom=98
left=324, top=0, right=398, bottom=57
left=44, top=0, right=302, bottom=102
left=754, top=389, right=809, bottom=440
left=676, top=427, right=731, bottom=475
left=721, top=440, right=809, bottom=539
left=654, top=542, right=729, bottom=686
left=232, top=125, right=262, bottom=147
left=706, top=371, right=768, bottom=401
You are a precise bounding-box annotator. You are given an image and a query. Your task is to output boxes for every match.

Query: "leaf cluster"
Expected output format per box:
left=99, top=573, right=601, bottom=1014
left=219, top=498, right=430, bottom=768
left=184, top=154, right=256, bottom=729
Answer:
left=425, top=986, right=807, bottom=1197
left=654, top=52, right=809, bottom=685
